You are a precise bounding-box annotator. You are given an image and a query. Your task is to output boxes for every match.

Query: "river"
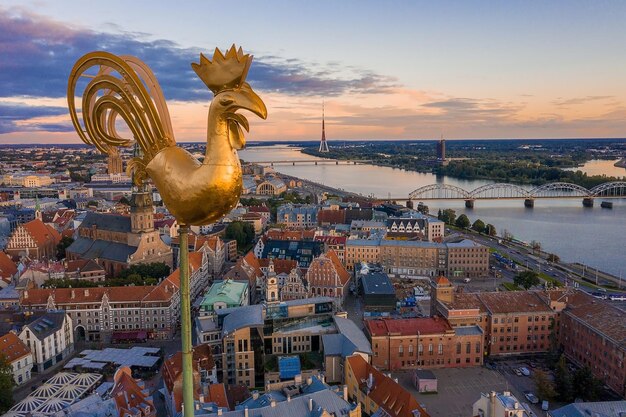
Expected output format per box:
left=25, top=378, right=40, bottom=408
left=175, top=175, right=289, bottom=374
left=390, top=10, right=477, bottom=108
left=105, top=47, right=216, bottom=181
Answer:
left=240, top=146, right=626, bottom=277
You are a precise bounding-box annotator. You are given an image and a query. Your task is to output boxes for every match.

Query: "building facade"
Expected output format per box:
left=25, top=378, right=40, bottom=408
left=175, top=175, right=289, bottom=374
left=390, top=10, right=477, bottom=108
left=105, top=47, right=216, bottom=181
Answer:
left=0, top=332, right=33, bottom=385
left=365, top=317, right=483, bottom=371
left=5, top=219, right=61, bottom=260
left=18, top=311, right=74, bottom=372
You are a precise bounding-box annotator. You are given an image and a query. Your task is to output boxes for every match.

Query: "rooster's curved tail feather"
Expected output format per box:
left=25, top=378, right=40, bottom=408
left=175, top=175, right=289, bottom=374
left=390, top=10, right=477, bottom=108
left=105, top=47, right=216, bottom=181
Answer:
left=67, top=51, right=176, bottom=182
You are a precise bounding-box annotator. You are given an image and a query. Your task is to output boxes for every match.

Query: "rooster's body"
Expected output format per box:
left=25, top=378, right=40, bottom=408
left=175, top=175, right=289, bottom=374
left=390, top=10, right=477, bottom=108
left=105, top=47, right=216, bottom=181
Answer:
left=67, top=46, right=267, bottom=225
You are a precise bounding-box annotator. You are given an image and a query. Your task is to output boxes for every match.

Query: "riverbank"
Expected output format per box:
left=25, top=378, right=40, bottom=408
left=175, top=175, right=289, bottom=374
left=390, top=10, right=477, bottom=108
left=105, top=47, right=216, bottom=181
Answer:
left=277, top=169, right=623, bottom=292
left=615, top=158, right=626, bottom=168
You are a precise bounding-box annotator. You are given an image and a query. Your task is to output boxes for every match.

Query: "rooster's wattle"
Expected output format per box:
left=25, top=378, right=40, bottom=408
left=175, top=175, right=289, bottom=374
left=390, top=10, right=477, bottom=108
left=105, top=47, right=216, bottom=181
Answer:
left=67, top=45, right=267, bottom=225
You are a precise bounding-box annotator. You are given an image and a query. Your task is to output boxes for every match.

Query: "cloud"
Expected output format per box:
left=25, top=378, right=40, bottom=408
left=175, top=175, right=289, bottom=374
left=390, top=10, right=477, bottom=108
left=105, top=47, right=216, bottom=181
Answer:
left=552, top=95, right=615, bottom=107
left=0, top=101, right=72, bottom=133
left=0, top=7, right=397, bottom=102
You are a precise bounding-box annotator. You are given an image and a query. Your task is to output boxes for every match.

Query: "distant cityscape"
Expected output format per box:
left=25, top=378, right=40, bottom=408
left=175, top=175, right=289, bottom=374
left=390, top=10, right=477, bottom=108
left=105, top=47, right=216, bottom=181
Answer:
left=0, top=139, right=623, bottom=417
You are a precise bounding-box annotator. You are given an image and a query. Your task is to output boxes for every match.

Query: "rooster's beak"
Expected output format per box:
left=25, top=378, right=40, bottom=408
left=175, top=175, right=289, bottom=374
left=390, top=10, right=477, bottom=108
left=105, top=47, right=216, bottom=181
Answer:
left=234, top=83, right=267, bottom=120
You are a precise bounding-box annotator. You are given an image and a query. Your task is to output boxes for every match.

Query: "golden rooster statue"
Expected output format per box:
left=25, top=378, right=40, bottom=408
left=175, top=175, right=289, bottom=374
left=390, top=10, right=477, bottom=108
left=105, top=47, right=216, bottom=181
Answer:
left=67, top=45, right=267, bottom=226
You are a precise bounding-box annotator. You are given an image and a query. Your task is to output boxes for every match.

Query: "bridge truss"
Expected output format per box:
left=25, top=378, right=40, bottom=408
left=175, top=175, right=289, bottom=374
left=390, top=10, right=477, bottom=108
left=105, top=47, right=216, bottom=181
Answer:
left=407, top=181, right=626, bottom=200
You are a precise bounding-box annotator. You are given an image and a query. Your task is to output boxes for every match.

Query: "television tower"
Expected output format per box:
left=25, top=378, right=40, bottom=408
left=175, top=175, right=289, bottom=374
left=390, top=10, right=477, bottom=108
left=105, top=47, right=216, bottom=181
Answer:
left=318, top=103, right=329, bottom=153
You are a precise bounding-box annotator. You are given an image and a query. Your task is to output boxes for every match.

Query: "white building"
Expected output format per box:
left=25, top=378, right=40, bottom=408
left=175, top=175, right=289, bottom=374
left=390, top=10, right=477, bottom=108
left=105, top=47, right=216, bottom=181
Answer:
left=473, top=391, right=527, bottom=417
left=0, top=332, right=33, bottom=385
left=18, top=311, right=74, bottom=373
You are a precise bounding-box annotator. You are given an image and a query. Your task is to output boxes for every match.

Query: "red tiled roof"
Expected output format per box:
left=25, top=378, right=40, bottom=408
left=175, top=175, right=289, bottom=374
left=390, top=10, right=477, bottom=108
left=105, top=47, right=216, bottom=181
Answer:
left=434, top=275, right=451, bottom=286
left=111, top=366, right=155, bottom=416
left=265, top=229, right=315, bottom=241
left=248, top=206, right=270, bottom=213
left=162, top=344, right=215, bottom=413
left=23, top=219, right=61, bottom=247
left=317, top=209, right=345, bottom=225
left=314, top=236, right=347, bottom=245
left=347, top=355, right=430, bottom=417
left=207, top=383, right=229, bottom=409
left=477, top=291, right=552, bottom=314
left=0, top=332, right=31, bottom=363
left=0, top=251, right=17, bottom=281
left=258, top=258, right=298, bottom=275
left=306, top=250, right=351, bottom=288
left=365, top=317, right=453, bottom=337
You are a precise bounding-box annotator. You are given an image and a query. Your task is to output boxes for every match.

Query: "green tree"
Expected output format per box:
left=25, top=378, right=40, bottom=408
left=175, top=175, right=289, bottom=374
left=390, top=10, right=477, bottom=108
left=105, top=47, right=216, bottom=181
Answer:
left=547, top=253, right=560, bottom=263
left=118, top=196, right=130, bottom=205
left=573, top=366, right=601, bottom=401
left=555, top=355, right=574, bottom=402
left=437, top=209, right=443, bottom=221
left=514, top=271, right=540, bottom=289
left=0, top=355, right=14, bottom=412
left=56, top=236, right=74, bottom=260
left=440, top=209, right=456, bottom=225
left=532, top=369, right=557, bottom=401
left=226, top=221, right=255, bottom=250
left=485, top=223, right=497, bottom=236
left=87, top=200, right=98, bottom=207
left=471, top=219, right=485, bottom=233
left=455, top=214, right=470, bottom=228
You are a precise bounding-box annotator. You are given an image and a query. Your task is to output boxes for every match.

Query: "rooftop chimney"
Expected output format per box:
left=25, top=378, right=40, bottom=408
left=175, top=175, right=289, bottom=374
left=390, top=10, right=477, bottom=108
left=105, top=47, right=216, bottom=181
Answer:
left=252, top=390, right=259, bottom=400
left=270, top=400, right=276, bottom=408
left=244, top=407, right=249, bottom=417
left=309, top=398, right=313, bottom=412
left=343, top=385, right=348, bottom=401
left=217, top=408, right=223, bottom=415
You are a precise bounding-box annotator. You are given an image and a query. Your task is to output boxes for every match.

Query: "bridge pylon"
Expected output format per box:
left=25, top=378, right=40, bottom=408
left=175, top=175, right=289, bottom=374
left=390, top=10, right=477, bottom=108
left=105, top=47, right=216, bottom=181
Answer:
left=583, top=197, right=594, bottom=207
left=465, top=199, right=475, bottom=208
left=524, top=199, right=535, bottom=208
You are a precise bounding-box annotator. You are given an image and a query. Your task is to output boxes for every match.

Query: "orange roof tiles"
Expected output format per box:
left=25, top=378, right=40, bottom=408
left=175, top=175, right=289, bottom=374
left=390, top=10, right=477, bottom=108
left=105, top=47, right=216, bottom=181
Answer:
left=564, top=290, right=625, bottom=344
left=23, top=219, right=61, bottom=247
left=435, top=275, right=451, bottom=286
left=477, top=291, right=553, bottom=314
left=111, top=366, right=155, bottom=417
left=0, top=251, right=17, bottom=281
left=0, top=332, right=31, bottom=363
left=162, top=344, right=215, bottom=413
left=365, top=317, right=453, bottom=337
left=258, top=258, right=298, bottom=274
left=207, top=383, right=229, bottom=409
left=265, top=229, right=315, bottom=241
left=347, top=355, right=430, bottom=417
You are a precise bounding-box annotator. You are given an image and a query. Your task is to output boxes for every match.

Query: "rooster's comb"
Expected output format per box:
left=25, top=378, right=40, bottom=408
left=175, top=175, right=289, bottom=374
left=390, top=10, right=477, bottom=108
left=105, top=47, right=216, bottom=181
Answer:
left=192, top=44, right=252, bottom=94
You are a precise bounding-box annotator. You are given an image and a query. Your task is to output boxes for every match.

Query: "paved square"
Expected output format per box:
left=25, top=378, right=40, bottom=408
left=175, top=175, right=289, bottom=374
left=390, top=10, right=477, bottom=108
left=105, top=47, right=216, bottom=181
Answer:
left=394, top=367, right=511, bottom=417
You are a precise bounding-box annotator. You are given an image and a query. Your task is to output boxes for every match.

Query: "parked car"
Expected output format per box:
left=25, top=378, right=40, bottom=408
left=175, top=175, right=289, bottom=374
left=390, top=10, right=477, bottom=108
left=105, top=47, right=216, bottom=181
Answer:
left=524, top=392, right=539, bottom=404
left=519, top=366, right=531, bottom=376
left=514, top=368, right=523, bottom=376
left=463, top=278, right=471, bottom=283
left=542, top=401, right=549, bottom=411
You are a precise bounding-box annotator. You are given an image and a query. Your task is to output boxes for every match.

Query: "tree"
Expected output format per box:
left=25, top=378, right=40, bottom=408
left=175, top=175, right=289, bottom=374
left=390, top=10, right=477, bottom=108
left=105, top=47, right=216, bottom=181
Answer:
left=532, top=369, right=557, bottom=401
left=547, top=253, right=560, bottom=263
left=455, top=214, right=470, bottom=228
left=514, top=271, right=540, bottom=289
left=118, top=196, right=130, bottom=205
left=437, top=209, right=443, bottom=221
left=87, top=200, right=98, bottom=207
left=573, top=366, right=601, bottom=401
left=531, top=240, right=542, bottom=253
left=226, top=221, right=255, bottom=250
left=56, top=236, right=74, bottom=260
left=502, top=229, right=514, bottom=241
left=439, top=209, right=456, bottom=225
left=0, top=355, right=14, bottom=412
left=471, top=219, right=485, bottom=233
left=485, top=223, right=497, bottom=236
left=555, top=355, right=574, bottom=402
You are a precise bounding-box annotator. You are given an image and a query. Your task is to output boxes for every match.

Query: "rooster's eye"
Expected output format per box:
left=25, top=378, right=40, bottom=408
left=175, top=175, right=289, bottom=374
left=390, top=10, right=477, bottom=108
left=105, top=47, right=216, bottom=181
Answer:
left=219, top=97, right=234, bottom=106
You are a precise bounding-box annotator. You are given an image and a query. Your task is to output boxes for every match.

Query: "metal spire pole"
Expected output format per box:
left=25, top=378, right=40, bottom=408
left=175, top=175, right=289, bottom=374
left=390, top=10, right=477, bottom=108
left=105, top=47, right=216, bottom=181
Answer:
left=179, top=224, right=194, bottom=417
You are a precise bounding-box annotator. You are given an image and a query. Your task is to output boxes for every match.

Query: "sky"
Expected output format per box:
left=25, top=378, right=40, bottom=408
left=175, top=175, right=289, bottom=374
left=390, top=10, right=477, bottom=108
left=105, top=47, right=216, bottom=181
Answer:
left=1, top=0, right=626, bottom=144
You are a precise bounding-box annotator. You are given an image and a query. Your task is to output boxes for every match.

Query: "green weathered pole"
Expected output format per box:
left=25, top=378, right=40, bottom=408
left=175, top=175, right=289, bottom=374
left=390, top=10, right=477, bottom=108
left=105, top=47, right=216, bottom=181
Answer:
left=179, top=225, right=194, bottom=417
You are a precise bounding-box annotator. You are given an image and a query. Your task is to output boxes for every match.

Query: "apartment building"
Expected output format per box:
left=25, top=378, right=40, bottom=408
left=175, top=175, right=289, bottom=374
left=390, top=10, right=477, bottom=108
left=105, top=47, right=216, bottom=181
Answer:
left=18, top=311, right=73, bottom=372
left=345, top=355, right=431, bottom=417
left=20, top=250, right=210, bottom=342
left=0, top=332, right=33, bottom=385
left=559, top=291, right=626, bottom=397
left=218, top=297, right=336, bottom=387
left=365, top=317, right=483, bottom=371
